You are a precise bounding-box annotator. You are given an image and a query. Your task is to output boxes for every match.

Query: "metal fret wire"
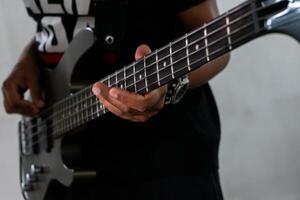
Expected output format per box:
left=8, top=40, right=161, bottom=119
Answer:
left=27, top=19, right=265, bottom=148
left=23, top=1, right=255, bottom=134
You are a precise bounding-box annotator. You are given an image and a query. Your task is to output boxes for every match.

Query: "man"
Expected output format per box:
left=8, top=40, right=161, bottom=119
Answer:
left=2, top=0, right=229, bottom=199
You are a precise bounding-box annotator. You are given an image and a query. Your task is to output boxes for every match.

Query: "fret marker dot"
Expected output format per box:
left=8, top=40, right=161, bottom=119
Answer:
left=195, top=44, right=199, bottom=50
left=139, top=74, right=143, bottom=80
left=120, top=84, right=124, bottom=89
left=163, top=62, right=167, bottom=67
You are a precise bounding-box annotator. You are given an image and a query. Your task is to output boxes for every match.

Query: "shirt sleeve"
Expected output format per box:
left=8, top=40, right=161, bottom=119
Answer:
left=169, top=0, right=206, bottom=13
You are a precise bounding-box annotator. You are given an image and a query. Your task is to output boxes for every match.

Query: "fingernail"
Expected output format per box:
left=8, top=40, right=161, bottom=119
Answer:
left=92, top=87, right=101, bottom=96
left=109, top=89, right=118, bottom=99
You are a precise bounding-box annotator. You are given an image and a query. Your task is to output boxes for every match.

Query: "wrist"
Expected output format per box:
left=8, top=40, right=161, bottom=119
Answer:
left=165, top=75, right=189, bottom=105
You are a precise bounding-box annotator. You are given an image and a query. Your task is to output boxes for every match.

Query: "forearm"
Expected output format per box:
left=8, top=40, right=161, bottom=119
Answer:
left=15, top=38, right=39, bottom=67
left=188, top=53, right=230, bottom=89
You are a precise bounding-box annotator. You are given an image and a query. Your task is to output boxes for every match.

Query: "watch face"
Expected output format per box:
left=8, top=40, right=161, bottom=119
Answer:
left=172, top=76, right=189, bottom=104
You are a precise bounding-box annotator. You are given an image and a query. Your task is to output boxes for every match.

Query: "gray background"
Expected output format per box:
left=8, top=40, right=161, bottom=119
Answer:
left=0, top=0, right=299, bottom=199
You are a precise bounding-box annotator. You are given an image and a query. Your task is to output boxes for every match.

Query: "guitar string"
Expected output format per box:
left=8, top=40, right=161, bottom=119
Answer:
left=23, top=14, right=258, bottom=138
left=24, top=21, right=267, bottom=150
left=23, top=2, right=258, bottom=134
left=23, top=0, right=253, bottom=127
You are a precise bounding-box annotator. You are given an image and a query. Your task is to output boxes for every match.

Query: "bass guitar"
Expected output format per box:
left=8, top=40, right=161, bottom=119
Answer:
left=19, top=0, right=300, bottom=199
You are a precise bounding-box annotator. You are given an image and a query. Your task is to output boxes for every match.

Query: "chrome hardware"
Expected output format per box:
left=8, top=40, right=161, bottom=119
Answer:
left=30, top=164, right=49, bottom=174
left=264, top=0, right=300, bottom=42
left=26, top=173, right=38, bottom=183
left=30, top=164, right=42, bottom=174
left=22, top=182, right=33, bottom=192
left=105, top=35, right=115, bottom=45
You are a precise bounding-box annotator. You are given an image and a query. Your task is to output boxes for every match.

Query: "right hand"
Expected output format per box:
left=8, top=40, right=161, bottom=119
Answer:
left=2, top=61, right=44, bottom=116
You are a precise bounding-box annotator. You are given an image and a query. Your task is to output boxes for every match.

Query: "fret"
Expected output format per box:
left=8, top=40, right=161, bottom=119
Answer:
left=89, top=89, right=93, bottom=121
left=155, top=50, right=161, bottom=86
left=69, top=95, right=75, bottom=130
left=145, top=54, right=158, bottom=91
left=171, top=38, right=189, bottom=77
left=157, top=46, right=172, bottom=86
left=187, top=29, right=206, bottom=70
left=228, top=2, right=254, bottom=49
left=185, top=34, right=191, bottom=71
left=132, top=63, right=137, bottom=92
left=88, top=90, right=94, bottom=121
left=226, top=16, right=233, bottom=50
left=109, top=73, right=117, bottom=87
left=73, top=94, right=78, bottom=129
left=250, top=1, right=260, bottom=33
left=207, top=16, right=228, bottom=59
left=116, top=68, right=125, bottom=89
left=125, top=65, right=135, bottom=92
left=90, top=87, right=96, bottom=120
left=64, top=98, right=68, bottom=132
left=169, top=43, right=175, bottom=79
left=84, top=89, right=89, bottom=122
left=75, top=93, right=81, bottom=126
left=95, top=91, right=100, bottom=117
left=56, top=103, right=63, bottom=135
left=204, top=25, right=210, bottom=62
left=143, top=58, right=149, bottom=92
left=83, top=90, right=88, bottom=122
left=79, top=91, right=85, bottom=124
left=107, top=74, right=111, bottom=87
left=123, top=67, right=127, bottom=89
left=134, top=59, right=147, bottom=94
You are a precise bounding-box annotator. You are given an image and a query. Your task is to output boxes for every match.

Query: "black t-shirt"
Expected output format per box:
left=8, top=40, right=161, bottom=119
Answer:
left=24, top=0, right=221, bottom=180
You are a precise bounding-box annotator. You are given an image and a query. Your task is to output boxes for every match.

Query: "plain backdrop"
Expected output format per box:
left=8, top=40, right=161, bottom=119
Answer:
left=0, top=0, right=300, bottom=199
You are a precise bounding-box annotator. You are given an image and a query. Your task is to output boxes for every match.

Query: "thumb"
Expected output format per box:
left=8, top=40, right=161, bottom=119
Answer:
left=135, top=44, right=152, bottom=60
left=28, top=80, right=44, bottom=108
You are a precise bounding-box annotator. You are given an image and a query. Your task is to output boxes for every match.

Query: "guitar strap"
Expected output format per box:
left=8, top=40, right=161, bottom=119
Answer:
left=93, top=0, right=128, bottom=50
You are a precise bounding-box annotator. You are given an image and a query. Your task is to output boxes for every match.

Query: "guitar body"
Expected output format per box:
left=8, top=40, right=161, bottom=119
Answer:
left=19, top=28, right=97, bottom=200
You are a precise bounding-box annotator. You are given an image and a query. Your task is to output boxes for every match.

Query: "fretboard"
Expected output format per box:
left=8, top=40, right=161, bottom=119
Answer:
left=36, top=0, right=288, bottom=138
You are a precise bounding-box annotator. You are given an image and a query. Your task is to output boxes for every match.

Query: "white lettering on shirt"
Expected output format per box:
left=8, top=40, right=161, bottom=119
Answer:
left=36, top=17, right=69, bottom=52
left=40, top=0, right=64, bottom=14
left=23, top=0, right=41, bottom=14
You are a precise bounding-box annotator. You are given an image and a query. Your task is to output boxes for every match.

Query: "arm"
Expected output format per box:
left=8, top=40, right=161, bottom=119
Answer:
left=2, top=39, right=44, bottom=116
left=92, top=0, right=229, bottom=122
left=178, top=0, right=230, bottom=89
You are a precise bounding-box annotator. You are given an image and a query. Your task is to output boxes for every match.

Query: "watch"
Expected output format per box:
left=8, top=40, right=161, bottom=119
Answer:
left=165, top=75, right=190, bottom=105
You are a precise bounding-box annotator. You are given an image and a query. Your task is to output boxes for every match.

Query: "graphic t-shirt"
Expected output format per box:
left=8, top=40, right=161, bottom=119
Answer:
left=24, top=0, right=221, bottom=179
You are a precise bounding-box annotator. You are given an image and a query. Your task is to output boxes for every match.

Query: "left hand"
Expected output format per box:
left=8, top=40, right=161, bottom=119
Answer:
left=92, top=44, right=168, bottom=122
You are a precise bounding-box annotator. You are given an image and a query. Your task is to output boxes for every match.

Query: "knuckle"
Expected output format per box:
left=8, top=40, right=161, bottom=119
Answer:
left=122, top=106, right=131, bottom=114
left=5, top=107, right=13, bottom=114
left=2, top=79, right=10, bottom=90
left=138, top=104, right=148, bottom=113
left=140, top=116, right=149, bottom=122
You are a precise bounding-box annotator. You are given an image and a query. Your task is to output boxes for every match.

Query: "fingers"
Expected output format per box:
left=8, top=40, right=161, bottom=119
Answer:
left=92, top=82, right=163, bottom=122
left=28, top=79, right=44, bottom=108
left=2, top=80, right=39, bottom=116
left=109, top=87, right=165, bottom=113
left=135, top=44, right=151, bottom=60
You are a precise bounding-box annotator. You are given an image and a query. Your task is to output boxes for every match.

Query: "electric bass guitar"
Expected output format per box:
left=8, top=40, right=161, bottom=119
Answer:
left=19, top=0, right=300, bottom=199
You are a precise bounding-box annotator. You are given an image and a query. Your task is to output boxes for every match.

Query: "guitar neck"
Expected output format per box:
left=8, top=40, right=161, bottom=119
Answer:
left=44, top=0, right=288, bottom=138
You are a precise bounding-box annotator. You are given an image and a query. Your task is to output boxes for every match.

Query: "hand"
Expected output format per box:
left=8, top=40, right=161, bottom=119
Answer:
left=2, top=61, right=44, bottom=116
left=92, top=44, right=168, bottom=122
